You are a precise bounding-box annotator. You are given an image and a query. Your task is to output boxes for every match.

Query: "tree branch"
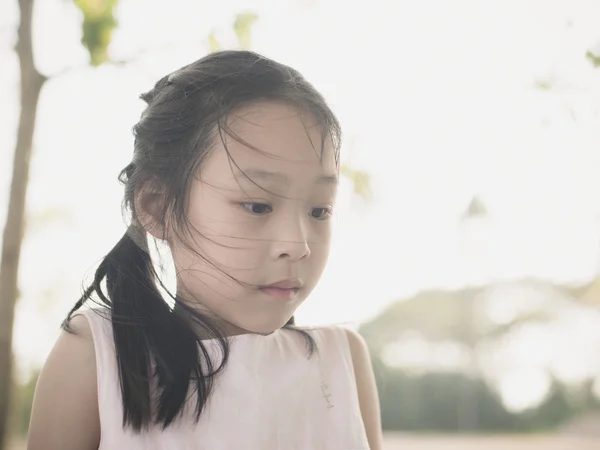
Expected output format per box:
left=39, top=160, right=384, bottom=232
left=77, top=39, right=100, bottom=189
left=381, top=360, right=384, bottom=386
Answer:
left=0, top=0, right=46, bottom=445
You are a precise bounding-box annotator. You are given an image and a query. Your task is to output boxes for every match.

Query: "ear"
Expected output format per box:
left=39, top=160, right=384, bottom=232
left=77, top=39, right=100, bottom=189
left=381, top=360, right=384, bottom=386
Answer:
left=134, top=184, right=170, bottom=241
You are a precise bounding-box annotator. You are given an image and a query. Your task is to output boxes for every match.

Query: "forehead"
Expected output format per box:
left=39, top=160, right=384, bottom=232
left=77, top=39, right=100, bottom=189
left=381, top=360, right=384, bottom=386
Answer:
left=202, top=102, right=338, bottom=185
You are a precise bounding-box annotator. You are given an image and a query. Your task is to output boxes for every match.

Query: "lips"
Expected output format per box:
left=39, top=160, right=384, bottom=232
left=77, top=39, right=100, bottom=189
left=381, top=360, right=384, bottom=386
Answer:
left=258, top=279, right=303, bottom=300
left=260, top=279, right=303, bottom=290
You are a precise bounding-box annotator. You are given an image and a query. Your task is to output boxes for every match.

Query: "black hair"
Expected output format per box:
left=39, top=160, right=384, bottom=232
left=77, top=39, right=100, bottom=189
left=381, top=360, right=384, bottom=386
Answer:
left=63, top=50, right=342, bottom=432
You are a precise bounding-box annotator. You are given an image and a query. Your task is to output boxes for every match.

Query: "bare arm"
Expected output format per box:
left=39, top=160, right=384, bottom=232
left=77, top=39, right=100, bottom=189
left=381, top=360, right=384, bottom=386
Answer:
left=27, top=314, right=100, bottom=450
left=345, top=328, right=384, bottom=450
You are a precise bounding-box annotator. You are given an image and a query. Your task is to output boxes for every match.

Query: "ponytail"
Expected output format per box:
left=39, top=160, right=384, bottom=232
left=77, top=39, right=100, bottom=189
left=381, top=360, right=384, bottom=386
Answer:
left=64, top=227, right=226, bottom=431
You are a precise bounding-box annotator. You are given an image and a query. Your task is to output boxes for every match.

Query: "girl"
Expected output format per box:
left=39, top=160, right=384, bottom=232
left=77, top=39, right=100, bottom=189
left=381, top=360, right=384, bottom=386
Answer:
left=27, top=50, right=382, bottom=450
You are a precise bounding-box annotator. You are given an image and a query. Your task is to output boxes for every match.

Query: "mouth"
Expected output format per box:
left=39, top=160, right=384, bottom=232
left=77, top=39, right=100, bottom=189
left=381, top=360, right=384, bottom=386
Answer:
left=258, top=279, right=303, bottom=300
left=260, top=279, right=303, bottom=290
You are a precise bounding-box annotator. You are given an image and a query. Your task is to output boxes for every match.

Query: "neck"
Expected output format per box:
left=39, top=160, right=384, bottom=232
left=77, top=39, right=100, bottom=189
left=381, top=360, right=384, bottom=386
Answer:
left=171, top=299, right=273, bottom=339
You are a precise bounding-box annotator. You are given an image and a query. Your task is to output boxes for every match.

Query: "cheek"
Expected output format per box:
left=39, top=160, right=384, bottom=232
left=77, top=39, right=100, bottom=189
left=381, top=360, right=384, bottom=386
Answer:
left=170, top=231, right=265, bottom=276
left=308, top=226, right=332, bottom=264
left=204, top=239, right=264, bottom=273
left=313, top=239, right=331, bottom=266
left=170, top=239, right=261, bottom=301
left=312, top=222, right=332, bottom=247
left=187, top=206, right=282, bottom=269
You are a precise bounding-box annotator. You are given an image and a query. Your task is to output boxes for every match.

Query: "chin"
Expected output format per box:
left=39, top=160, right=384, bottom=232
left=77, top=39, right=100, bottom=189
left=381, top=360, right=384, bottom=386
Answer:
left=238, top=315, right=294, bottom=336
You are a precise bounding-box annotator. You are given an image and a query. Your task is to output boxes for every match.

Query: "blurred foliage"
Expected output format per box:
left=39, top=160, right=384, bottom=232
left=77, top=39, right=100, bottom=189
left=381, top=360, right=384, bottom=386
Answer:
left=234, top=12, right=259, bottom=50
left=358, top=278, right=599, bottom=432
left=10, top=371, right=38, bottom=437
left=359, top=279, right=590, bottom=354
left=586, top=51, right=600, bottom=68
left=208, top=32, right=221, bottom=53
left=73, top=0, right=118, bottom=66
left=375, top=363, right=597, bottom=432
left=340, top=165, right=371, bottom=199
left=377, top=365, right=518, bottom=432
left=534, top=76, right=555, bottom=91
left=207, top=12, right=258, bottom=52
left=586, top=39, right=600, bottom=68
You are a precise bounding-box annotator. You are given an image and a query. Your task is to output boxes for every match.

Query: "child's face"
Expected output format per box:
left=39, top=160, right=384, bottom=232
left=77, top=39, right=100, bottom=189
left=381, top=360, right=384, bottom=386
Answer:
left=171, top=102, right=338, bottom=335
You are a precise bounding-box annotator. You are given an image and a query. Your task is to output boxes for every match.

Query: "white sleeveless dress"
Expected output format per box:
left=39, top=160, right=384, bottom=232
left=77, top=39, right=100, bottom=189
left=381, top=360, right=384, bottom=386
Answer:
left=76, top=309, right=370, bottom=449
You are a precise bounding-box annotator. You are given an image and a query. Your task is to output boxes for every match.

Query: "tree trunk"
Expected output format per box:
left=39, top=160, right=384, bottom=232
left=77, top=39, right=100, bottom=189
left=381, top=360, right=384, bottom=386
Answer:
left=0, top=0, right=45, bottom=446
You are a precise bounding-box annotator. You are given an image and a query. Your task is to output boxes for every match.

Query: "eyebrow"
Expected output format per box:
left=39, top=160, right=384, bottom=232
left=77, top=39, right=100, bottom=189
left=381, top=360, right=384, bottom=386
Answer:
left=239, top=169, right=339, bottom=185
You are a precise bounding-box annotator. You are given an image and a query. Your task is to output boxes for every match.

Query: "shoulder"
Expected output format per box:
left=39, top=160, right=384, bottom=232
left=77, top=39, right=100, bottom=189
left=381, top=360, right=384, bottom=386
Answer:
left=342, top=328, right=384, bottom=450
left=317, top=325, right=371, bottom=366
left=342, top=328, right=369, bottom=360
left=28, top=313, right=100, bottom=450
left=341, top=328, right=373, bottom=384
left=65, top=312, right=95, bottom=338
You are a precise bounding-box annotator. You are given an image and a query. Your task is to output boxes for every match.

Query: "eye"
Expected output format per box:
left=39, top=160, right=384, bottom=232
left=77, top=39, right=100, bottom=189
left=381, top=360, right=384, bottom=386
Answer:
left=310, top=207, right=333, bottom=220
left=240, top=202, right=273, bottom=215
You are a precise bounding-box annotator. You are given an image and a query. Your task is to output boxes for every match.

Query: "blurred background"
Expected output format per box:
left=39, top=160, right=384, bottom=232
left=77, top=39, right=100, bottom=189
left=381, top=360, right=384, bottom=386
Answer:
left=3, top=0, right=600, bottom=448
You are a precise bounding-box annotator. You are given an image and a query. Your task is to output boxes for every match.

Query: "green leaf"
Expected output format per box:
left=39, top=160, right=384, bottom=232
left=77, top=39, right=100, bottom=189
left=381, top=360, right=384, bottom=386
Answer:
left=73, top=0, right=118, bottom=66
left=586, top=50, right=600, bottom=68
left=534, top=77, right=553, bottom=91
left=340, top=164, right=371, bottom=199
left=234, top=12, right=259, bottom=50
left=208, top=31, right=221, bottom=53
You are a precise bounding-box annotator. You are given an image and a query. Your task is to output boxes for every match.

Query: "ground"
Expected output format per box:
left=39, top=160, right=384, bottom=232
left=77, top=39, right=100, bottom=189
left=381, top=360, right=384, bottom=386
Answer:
left=383, top=433, right=600, bottom=450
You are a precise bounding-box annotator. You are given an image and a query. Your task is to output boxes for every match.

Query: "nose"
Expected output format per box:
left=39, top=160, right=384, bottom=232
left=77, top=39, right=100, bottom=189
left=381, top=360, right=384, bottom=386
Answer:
left=270, top=217, right=311, bottom=261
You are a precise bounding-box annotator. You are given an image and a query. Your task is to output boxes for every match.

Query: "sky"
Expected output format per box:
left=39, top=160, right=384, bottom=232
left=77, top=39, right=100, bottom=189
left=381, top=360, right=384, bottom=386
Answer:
left=2, top=0, right=600, bottom=409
